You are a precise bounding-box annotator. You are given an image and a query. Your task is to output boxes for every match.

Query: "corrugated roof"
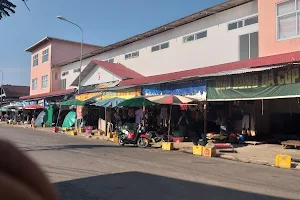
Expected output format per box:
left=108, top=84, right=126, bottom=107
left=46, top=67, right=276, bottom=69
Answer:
left=54, top=0, right=254, bottom=67
left=71, top=60, right=144, bottom=86
left=25, top=36, right=102, bottom=52
left=119, top=51, right=300, bottom=86
left=1, top=85, right=30, bottom=98
left=20, top=89, right=75, bottom=100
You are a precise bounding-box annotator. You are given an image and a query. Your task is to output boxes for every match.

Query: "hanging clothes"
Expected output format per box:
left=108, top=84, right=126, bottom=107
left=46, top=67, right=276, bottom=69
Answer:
left=242, top=115, right=250, bottom=129
left=135, top=108, right=143, bottom=124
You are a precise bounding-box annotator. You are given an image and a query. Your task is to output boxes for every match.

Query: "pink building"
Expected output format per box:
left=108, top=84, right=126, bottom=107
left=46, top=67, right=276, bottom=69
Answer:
left=25, top=36, right=101, bottom=96
left=258, top=0, right=300, bottom=57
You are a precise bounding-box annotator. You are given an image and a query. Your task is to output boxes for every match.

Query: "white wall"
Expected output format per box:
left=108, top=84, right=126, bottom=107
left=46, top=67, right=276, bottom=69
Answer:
left=62, top=1, right=258, bottom=89
left=81, top=67, right=121, bottom=86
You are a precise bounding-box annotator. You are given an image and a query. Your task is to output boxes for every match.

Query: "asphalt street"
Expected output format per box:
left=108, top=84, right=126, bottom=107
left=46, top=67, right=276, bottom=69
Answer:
left=0, top=125, right=299, bottom=200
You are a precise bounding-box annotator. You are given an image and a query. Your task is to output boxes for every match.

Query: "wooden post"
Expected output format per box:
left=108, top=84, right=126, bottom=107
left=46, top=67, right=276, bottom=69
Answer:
left=168, top=105, right=172, bottom=142
left=203, top=103, right=207, bottom=145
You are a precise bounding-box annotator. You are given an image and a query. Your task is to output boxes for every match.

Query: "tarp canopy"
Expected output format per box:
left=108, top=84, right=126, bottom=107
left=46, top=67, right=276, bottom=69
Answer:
left=44, top=105, right=53, bottom=127
left=35, top=111, right=46, bottom=126
left=118, top=97, right=156, bottom=107
left=61, top=99, right=86, bottom=106
left=62, top=111, right=76, bottom=128
left=93, top=97, right=125, bottom=108
left=207, top=65, right=300, bottom=101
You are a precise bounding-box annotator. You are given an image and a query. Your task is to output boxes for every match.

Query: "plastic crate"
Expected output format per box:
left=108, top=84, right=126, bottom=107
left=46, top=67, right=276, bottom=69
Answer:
left=162, top=142, right=173, bottom=151
left=275, top=155, right=291, bottom=169
left=193, top=145, right=204, bottom=156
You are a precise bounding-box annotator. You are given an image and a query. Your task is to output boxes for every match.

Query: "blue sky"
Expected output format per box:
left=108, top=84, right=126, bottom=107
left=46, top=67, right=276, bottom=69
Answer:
left=0, top=0, right=224, bottom=86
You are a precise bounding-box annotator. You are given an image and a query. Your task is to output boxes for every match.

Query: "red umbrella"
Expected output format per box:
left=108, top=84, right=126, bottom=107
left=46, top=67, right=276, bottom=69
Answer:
left=23, top=104, right=44, bottom=110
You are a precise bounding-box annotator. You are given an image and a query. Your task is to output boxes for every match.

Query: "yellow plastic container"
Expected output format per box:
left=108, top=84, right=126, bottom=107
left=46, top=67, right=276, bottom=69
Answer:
left=107, top=132, right=112, bottom=139
left=162, top=142, right=173, bottom=151
left=193, top=145, right=204, bottom=156
left=276, top=154, right=291, bottom=169
left=113, top=135, right=119, bottom=143
left=203, top=147, right=216, bottom=157
left=70, top=130, right=78, bottom=136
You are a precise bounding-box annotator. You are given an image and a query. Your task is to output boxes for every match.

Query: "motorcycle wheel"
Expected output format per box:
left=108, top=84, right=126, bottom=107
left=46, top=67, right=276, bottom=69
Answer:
left=118, top=137, right=125, bottom=146
left=137, top=138, right=149, bottom=148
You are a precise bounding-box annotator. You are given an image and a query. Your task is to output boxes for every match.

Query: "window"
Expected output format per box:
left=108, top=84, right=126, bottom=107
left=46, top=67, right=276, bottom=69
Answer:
left=239, top=32, right=258, bottom=60
left=228, top=16, right=258, bottom=31
left=42, top=49, right=49, bottom=63
left=183, top=35, right=195, bottom=43
left=125, top=51, right=139, bottom=60
left=183, top=31, right=207, bottom=43
left=161, top=42, right=169, bottom=49
left=277, top=0, right=300, bottom=40
left=32, top=78, right=37, bottom=90
left=245, top=16, right=258, bottom=26
left=62, top=71, right=69, bottom=76
left=42, top=75, right=48, bottom=88
left=195, top=31, right=207, bottom=40
left=33, top=54, right=38, bottom=67
left=73, top=68, right=81, bottom=73
left=61, top=79, right=66, bottom=90
left=104, top=58, right=114, bottom=63
left=124, top=51, right=138, bottom=60
left=151, top=45, right=160, bottom=52
left=151, top=42, right=169, bottom=52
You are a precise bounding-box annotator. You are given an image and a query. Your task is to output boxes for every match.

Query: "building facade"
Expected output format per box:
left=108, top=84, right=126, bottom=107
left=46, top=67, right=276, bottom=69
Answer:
left=25, top=37, right=101, bottom=96
left=258, top=0, right=300, bottom=57
left=58, top=0, right=259, bottom=89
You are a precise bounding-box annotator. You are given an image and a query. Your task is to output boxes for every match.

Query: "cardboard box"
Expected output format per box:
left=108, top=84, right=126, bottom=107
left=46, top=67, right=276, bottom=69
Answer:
left=276, top=154, right=291, bottom=169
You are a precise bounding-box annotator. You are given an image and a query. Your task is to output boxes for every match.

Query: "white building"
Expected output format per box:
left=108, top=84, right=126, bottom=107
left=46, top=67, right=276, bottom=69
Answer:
left=57, top=0, right=258, bottom=89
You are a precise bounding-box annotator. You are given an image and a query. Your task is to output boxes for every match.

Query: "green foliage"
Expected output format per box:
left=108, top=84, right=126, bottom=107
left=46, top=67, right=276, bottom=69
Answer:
left=0, top=0, right=29, bottom=20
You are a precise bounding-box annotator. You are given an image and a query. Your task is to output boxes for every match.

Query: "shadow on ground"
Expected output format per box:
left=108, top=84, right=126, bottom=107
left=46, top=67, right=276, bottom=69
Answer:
left=20, top=144, right=127, bottom=152
left=55, top=171, right=287, bottom=200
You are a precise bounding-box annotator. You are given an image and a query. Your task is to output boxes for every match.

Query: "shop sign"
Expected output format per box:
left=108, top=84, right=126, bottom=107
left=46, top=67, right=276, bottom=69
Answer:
left=22, top=101, right=37, bottom=106
left=76, top=92, right=99, bottom=101
left=208, top=66, right=300, bottom=100
left=142, top=81, right=206, bottom=101
left=116, top=87, right=141, bottom=99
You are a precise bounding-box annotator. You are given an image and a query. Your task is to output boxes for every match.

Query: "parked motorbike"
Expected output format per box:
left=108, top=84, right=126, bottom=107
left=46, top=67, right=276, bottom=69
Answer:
left=117, top=123, right=149, bottom=148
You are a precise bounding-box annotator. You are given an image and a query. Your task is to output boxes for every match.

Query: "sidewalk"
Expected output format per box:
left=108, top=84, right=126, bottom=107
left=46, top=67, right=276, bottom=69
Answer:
left=170, top=141, right=300, bottom=169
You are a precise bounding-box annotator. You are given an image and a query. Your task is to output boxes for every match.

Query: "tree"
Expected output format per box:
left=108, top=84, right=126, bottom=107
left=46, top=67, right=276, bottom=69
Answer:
left=0, top=0, right=29, bottom=20
left=0, top=0, right=16, bottom=20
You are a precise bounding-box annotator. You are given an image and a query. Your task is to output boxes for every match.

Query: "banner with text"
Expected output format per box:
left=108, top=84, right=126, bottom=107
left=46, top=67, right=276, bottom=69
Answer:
left=142, top=81, right=206, bottom=101
left=76, top=87, right=141, bottom=101
left=207, top=66, right=300, bottom=100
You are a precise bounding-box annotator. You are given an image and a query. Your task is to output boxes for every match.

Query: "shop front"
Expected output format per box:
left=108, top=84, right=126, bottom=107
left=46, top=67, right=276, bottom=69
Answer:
left=207, top=64, right=300, bottom=141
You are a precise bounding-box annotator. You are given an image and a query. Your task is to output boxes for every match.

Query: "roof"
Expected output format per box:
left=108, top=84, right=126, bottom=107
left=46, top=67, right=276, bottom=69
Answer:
left=1, top=85, right=30, bottom=98
left=20, top=89, right=75, bottom=100
left=71, top=60, right=144, bottom=86
left=119, top=51, right=300, bottom=86
left=54, top=0, right=254, bottom=67
left=25, top=36, right=102, bottom=52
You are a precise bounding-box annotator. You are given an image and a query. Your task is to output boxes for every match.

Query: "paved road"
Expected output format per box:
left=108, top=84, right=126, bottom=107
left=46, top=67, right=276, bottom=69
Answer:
left=0, top=126, right=299, bottom=200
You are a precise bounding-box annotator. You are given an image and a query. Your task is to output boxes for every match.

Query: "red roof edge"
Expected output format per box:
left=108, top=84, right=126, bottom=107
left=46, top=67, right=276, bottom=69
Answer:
left=92, top=60, right=145, bottom=79
left=20, top=89, right=75, bottom=100
left=119, top=51, right=300, bottom=86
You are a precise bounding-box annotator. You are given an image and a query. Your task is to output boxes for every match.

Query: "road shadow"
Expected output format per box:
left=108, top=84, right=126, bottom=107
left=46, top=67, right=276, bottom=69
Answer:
left=20, top=144, right=134, bottom=152
left=55, top=171, right=288, bottom=200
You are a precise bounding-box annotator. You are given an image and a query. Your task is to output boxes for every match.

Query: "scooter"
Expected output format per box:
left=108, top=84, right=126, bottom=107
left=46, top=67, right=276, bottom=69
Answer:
left=117, top=123, right=149, bottom=148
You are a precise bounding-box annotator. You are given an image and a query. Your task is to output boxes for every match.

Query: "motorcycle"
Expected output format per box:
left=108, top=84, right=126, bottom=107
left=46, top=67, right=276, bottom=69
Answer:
left=117, top=123, right=149, bottom=148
